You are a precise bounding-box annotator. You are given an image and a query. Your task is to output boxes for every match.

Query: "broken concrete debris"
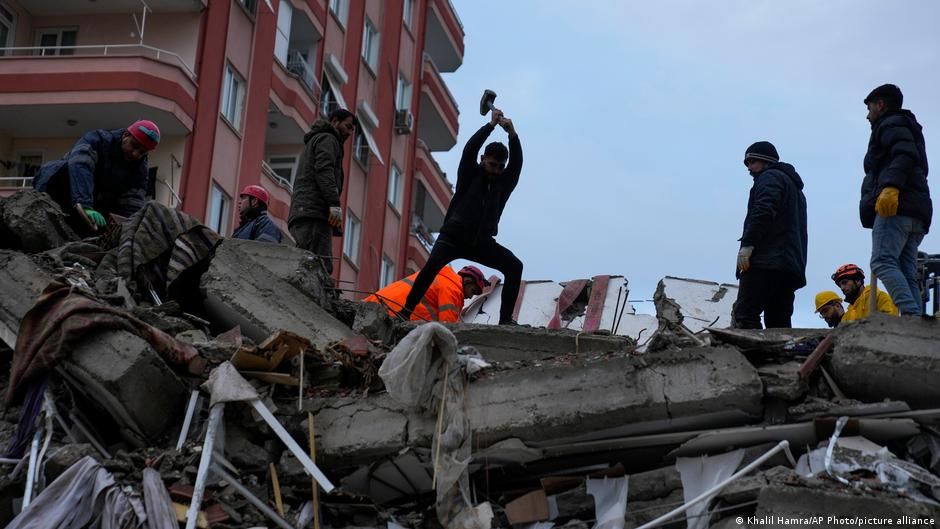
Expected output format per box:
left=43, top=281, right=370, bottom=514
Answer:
left=1, top=190, right=939, bottom=528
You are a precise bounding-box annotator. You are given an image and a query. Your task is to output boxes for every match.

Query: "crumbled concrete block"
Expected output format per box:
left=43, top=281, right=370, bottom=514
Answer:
left=201, top=239, right=352, bottom=348
left=830, top=314, right=940, bottom=408
left=0, top=190, right=78, bottom=253
left=353, top=301, right=395, bottom=344
left=451, top=323, right=635, bottom=363
left=306, top=342, right=763, bottom=468
left=0, top=250, right=52, bottom=347
left=757, top=361, right=808, bottom=401
left=60, top=330, right=189, bottom=445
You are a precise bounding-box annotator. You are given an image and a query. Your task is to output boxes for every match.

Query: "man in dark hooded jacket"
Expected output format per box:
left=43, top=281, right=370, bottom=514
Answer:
left=288, top=109, right=357, bottom=273
left=732, top=141, right=808, bottom=329
left=398, top=108, right=524, bottom=324
left=233, top=184, right=282, bottom=243
left=860, top=84, right=932, bottom=316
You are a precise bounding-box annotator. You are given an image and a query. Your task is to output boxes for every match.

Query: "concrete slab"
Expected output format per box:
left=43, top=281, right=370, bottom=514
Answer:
left=60, top=329, right=189, bottom=446
left=450, top=323, right=635, bottom=363
left=306, top=345, right=763, bottom=468
left=830, top=314, right=940, bottom=408
left=0, top=250, right=52, bottom=348
left=0, top=190, right=78, bottom=253
left=201, top=239, right=352, bottom=348
left=655, top=276, right=738, bottom=333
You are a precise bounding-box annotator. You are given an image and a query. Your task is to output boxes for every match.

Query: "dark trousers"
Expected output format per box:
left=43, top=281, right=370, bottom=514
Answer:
left=404, top=233, right=523, bottom=323
left=732, top=268, right=797, bottom=329
left=290, top=219, right=335, bottom=274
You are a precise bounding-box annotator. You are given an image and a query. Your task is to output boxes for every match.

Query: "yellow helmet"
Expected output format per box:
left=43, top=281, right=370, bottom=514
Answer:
left=814, top=291, right=842, bottom=312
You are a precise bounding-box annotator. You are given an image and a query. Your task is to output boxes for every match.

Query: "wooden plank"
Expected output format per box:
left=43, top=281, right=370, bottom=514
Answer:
left=798, top=333, right=835, bottom=379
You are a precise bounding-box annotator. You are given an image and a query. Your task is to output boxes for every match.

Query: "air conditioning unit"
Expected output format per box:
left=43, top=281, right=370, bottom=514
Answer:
left=394, top=109, right=414, bottom=135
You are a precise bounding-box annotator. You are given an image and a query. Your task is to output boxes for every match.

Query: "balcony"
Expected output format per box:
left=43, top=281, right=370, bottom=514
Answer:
left=270, top=61, right=319, bottom=134
left=0, top=45, right=198, bottom=137
left=418, top=54, right=458, bottom=152
left=423, top=0, right=464, bottom=73
left=16, top=0, right=206, bottom=15
left=415, top=139, right=453, bottom=211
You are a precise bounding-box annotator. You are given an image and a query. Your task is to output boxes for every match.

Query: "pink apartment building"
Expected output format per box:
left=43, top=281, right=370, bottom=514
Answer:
left=0, top=0, right=463, bottom=296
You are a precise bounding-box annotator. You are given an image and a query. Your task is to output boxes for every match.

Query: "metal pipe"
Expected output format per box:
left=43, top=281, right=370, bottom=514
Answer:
left=22, top=429, right=42, bottom=508
left=635, top=440, right=796, bottom=529
left=210, top=463, right=294, bottom=529
left=186, top=403, right=224, bottom=529
left=176, top=390, right=200, bottom=451
left=249, top=399, right=335, bottom=492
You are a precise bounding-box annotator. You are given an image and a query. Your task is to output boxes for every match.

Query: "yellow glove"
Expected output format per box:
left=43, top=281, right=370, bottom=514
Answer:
left=875, top=187, right=899, bottom=217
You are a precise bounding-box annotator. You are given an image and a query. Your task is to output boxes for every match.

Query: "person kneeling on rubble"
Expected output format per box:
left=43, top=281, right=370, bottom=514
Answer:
left=365, top=265, right=487, bottom=323
left=33, top=120, right=160, bottom=234
left=814, top=291, right=846, bottom=328
left=232, top=184, right=283, bottom=243
left=831, top=263, right=898, bottom=323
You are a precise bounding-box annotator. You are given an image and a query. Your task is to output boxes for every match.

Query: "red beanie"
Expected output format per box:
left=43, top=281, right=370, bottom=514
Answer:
left=127, top=120, right=161, bottom=151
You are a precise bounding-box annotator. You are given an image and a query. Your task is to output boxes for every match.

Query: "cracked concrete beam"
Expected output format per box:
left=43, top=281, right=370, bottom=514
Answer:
left=0, top=250, right=52, bottom=348
left=450, top=323, right=635, bottom=362
left=305, top=345, right=762, bottom=468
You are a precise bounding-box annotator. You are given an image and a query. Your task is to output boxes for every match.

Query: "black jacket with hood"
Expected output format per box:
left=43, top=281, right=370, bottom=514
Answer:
left=440, top=123, right=522, bottom=241
left=860, top=109, right=931, bottom=232
left=739, top=161, right=809, bottom=287
left=288, top=119, right=344, bottom=226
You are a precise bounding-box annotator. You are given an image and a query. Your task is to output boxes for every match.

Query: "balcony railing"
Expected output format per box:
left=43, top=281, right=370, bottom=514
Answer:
left=262, top=160, right=293, bottom=192
left=286, top=50, right=320, bottom=100
left=0, top=176, right=34, bottom=189
left=0, top=44, right=197, bottom=80
left=411, top=217, right=436, bottom=252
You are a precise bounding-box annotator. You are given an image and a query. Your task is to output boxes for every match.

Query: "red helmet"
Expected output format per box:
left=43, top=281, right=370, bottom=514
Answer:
left=831, top=263, right=865, bottom=283
left=240, top=184, right=269, bottom=206
left=458, top=265, right=487, bottom=292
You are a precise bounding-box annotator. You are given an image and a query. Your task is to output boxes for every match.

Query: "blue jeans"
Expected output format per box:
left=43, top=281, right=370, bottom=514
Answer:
left=871, top=215, right=925, bottom=315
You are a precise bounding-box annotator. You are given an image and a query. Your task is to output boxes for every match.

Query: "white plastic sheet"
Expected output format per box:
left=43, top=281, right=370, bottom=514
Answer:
left=675, top=449, right=745, bottom=529
left=586, top=476, right=629, bottom=529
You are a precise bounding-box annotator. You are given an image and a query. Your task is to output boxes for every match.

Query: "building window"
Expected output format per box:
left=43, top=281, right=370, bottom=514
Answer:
left=353, top=128, right=370, bottom=167
left=0, top=3, right=14, bottom=56
left=35, top=28, right=77, bottom=56
left=403, top=0, right=415, bottom=30
left=267, top=156, right=297, bottom=187
left=361, top=17, right=379, bottom=73
left=320, top=75, right=338, bottom=117
left=221, top=63, right=246, bottom=131
left=388, top=164, right=403, bottom=212
left=380, top=255, right=396, bottom=288
left=329, top=0, right=348, bottom=27
left=273, top=0, right=292, bottom=65
left=396, top=74, right=412, bottom=111
left=238, top=0, right=257, bottom=16
left=343, top=212, right=361, bottom=265
left=208, top=184, right=231, bottom=236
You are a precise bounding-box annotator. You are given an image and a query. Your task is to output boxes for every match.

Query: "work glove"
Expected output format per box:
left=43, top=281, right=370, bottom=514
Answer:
left=328, top=206, right=343, bottom=228
left=737, top=246, right=754, bottom=273
left=83, top=207, right=107, bottom=228
left=875, top=186, right=899, bottom=217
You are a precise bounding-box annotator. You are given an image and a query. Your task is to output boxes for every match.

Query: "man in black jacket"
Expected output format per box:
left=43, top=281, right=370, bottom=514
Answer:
left=732, top=141, right=808, bottom=329
left=399, top=108, right=523, bottom=324
left=860, top=84, right=932, bottom=316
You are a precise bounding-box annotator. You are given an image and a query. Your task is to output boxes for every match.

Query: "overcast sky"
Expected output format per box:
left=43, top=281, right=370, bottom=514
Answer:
left=435, top=0, right=940, bottom=327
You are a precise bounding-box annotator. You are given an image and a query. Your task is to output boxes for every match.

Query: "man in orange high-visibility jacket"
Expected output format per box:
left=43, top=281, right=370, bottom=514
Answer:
left=365, top=265, right=487, bottom=322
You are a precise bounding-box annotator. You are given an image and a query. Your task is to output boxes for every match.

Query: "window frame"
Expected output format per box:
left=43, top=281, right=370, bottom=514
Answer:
left=361, top=17, right=379, bottom=74
left=0, top=2, right=15, bottom=56
left=267, top=155, right=298, bottom=187
left=396, top=73, right=412, bottom=111
left=220, top=63, right=247, bottom=132
left=342, top=212, right=361, bottom=265
left=329, top=0, right=349, bottom=28
left=380, top=255, right=396, bottom=288
left=352, top=128, right=370, bottom=168
left=388, top=164, right=403, bottom=213
left=208, top=183, right=231, bottom=236
left=402, top=0, right=415, bottom=31
left=34, top=27, right=78, bottom=56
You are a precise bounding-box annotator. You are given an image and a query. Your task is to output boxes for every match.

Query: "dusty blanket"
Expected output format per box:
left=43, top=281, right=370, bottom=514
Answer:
left=97, top=201, right=220, bottom=297
left=6, top=280, right=200, bottom=404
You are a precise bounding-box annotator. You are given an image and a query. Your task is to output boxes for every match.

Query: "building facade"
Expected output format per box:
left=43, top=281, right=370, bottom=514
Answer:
left=0, top=0, right=462, bottom=296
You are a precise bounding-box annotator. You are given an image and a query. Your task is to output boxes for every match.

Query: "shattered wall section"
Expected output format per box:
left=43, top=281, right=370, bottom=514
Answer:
left=654, top=276, right=737, bottom=333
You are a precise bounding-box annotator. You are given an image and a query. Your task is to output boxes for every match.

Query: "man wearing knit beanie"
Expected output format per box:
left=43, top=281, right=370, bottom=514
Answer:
left=860, top=83, right=932, bottom=316
left=732, top=141, right=808, bottom=329
left=34, top=119, right=160, bottom=234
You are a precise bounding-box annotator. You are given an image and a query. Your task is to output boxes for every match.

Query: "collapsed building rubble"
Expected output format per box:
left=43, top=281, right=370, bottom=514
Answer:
left=1, top=189, right=939, bottom=528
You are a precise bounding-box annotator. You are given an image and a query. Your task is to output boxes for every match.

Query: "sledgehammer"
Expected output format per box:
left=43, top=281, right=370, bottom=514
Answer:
left=479, top=89, right=497, bottom=115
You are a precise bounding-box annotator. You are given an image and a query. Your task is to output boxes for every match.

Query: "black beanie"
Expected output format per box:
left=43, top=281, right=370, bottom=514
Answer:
left=744, top=141, right=779, bottom=164
left=864, top=83, right=903, bottom=110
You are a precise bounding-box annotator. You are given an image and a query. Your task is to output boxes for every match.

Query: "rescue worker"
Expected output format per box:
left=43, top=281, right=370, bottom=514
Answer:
left=860, top=84, right=931, bottom=316
left=232, top=185, right=283, bottom=243
left=33, top=119, right=160, bottom=233
left=831, top=263, right=898, bottom=322
left=732, top=141, right=808, bottom=329
left=288, top=109, right=357, bottom=274
left=397, top=109, right=523, bottom=324
left=814, top=291, right=845, bottom=328
left=365, top=265, right=487, bottom=323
